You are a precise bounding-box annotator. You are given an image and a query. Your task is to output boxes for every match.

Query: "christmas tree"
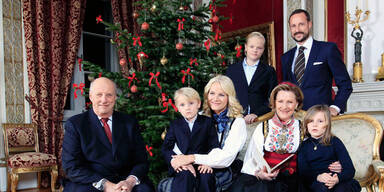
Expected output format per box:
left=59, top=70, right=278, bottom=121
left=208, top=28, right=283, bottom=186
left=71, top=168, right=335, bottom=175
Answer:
left=82, top=0, right=240, bottom=183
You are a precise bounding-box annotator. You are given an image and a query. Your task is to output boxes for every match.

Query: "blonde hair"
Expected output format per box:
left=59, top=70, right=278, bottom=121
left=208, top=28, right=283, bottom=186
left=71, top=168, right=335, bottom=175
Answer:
left=269, top=82, right=304, bottom=111
left=303, top=104, right=333, bottom=145
left=202, top=75, right=243, bottom=118
left=245, top=31, right=265, bottom=45
left=174, top=87, right=201, bottom=105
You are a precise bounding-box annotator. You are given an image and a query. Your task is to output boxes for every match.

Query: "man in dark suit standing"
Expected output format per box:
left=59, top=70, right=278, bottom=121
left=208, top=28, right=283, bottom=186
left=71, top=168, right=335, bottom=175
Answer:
left=282, top=9, right=352, bottom=116
left=62, top=77, right=154, bottom=192
left=226, top=32, right=277, bottom=124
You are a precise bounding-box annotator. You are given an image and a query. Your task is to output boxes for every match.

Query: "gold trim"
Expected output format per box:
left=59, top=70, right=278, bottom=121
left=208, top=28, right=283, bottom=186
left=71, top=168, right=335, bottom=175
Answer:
left=220, top=22, right=276, bottom=69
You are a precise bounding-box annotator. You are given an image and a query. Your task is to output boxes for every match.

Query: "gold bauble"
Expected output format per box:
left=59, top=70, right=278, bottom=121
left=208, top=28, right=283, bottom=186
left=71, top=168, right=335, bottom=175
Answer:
left=160, top=56, right=168, bottom=65
left=179, top=5, right=184, bottom=11
left=161, top=129, right=167, bottom=140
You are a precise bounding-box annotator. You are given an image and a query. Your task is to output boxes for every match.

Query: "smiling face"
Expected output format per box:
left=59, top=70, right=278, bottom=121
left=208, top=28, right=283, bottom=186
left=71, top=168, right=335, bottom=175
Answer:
left=245, top=36, right=265, bottom=63
left=208, top=82, right=229, bottom=114
left=289, top=12, right=312, bottom=45
left=307, top=111, right=328, bottom=139
left=89, top=77, right=117, bottom=118
left=176, top=95, right=200, bottom=121
left=275, top=90, right=298, bottom=122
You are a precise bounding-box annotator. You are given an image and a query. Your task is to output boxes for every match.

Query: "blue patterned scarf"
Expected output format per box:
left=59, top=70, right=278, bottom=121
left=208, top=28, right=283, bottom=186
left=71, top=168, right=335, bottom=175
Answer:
left=213, top=108, right=229, bottom=133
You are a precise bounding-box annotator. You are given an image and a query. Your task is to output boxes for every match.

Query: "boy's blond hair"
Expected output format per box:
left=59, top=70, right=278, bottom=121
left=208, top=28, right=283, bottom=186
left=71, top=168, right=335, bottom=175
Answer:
left=303, top=104, right=333, bottom=145
left=174, top=87, right=201, bottom=105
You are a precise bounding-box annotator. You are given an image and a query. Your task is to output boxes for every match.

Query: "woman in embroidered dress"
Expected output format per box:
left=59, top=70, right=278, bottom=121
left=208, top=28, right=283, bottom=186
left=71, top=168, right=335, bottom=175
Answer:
left=171, top=75, right=247, bottom=190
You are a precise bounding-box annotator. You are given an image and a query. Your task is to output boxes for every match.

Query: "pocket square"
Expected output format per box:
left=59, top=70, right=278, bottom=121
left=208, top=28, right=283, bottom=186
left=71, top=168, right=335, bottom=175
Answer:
left=313, top=62, right=323, bottom=65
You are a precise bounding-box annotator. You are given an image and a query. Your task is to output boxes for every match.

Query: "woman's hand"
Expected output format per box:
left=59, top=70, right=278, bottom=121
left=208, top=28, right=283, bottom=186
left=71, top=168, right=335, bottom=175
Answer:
left=254, top=166, right=279, bottom=181
left=172, top=154, right=195, bottom=167
left=328, top=161, right=342, bottom=173
left=244, top=114, right=258, bottom=124
left=198, top=165, right=213, bottom=174
left=181, top=164, right=197, bottom=177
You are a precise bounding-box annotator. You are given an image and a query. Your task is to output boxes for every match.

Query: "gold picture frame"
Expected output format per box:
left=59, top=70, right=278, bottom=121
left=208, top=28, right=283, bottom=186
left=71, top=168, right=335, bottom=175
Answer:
left=221, top=22, right=276, bottom=69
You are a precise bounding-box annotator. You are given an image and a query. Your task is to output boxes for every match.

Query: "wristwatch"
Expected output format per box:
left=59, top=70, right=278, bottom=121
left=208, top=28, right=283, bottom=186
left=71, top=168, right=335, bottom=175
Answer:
left=93, top=178, right=107, bottom=191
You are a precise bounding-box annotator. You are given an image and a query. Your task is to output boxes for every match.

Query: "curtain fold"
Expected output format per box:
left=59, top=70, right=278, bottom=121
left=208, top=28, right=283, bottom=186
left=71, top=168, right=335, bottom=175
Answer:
left=22, top=0, right=86, bottom=186
left=111, top=0, right=138, bottom=71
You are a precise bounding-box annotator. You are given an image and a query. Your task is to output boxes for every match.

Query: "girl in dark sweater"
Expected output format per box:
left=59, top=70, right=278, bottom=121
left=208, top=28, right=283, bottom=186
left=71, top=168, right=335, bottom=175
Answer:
left=298, top=105, right=361, bottom=192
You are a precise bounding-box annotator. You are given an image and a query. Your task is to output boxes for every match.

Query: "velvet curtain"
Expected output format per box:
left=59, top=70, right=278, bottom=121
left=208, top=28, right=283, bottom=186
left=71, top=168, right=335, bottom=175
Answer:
left=111, top=0, right=138, bottom=70
left=22, top=0, right=86, bottom=185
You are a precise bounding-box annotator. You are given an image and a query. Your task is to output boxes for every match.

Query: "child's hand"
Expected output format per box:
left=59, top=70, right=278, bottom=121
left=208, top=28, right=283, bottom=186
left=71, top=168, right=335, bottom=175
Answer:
left=181, top=164, right=196, bottom=177
left=325, top=174, right=339, bottom=189
left=316, top=173, right=333, bottom=183
left=328, top=161, right=342, bottom=173
left=198, top=165, right=213, bottom=174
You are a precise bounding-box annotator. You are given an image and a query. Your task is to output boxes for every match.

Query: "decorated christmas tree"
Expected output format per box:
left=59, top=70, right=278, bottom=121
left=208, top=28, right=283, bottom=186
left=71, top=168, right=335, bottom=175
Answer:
left=81, top=0, right=240, bottom=183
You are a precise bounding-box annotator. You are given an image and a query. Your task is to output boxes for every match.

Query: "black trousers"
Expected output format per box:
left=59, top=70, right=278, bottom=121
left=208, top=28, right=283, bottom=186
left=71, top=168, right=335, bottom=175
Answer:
left=171, top=169, right=216, bottom=192
left=228, top=173, right=298, bottom=192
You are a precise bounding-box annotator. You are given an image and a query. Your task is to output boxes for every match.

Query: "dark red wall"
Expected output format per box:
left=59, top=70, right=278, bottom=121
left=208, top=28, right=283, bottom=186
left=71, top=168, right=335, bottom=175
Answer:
left=217, top=0, right=284, bottom=81
left=217, top=1, right=344, bottom=80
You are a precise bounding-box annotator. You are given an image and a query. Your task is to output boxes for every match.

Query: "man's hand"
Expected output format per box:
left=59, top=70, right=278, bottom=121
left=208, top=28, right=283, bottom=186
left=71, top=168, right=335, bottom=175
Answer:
left=329, top=107, right=339, bottom=116
left=244, top=114, right=258, bottom=124
left=171, top=158, right=182, bottom=171
left=113, top=176, right=136, bottom=192
left=198, top=164, right=213, bottom=174
left=103, top=180, right=119, bottom=192
left=328, top=161, right=342, bottom=173
left=255, top=166, right=279, bottom=181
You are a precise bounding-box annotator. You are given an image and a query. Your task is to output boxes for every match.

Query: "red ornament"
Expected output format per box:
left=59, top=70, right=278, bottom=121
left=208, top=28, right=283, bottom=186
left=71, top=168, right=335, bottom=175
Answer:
left=212, top=15, right=219, bottom=23
left=208, top=19, right=213, bottom=24
left=184, top=6, right=188, bottom=10
left=130, top=85, right=138, bottom=93
left=119, top=58, right=126, bottom=66
left=133, top=11, right=139, bottom=19
left=141, top=22, right=149, bottom=30
left=176, top=42, right=183, bottom=50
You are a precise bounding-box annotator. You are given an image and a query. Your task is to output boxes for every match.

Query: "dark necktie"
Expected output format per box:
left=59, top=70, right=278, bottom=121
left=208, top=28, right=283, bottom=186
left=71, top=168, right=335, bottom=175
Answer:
left=101, top=118, right=112, bottom=143
left=294, top=46, right=306, bottom=85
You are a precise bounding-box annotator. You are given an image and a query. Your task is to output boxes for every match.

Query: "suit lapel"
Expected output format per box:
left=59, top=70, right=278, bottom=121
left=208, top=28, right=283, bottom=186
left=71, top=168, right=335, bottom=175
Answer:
left=111, top=112, right=124, bottom=156
left=89, top=109, right=112, bottom=149
left=285, top=48, right=297, bottom=83
left=303, top=41, right=319, bottom=85
left=236, top=62, right=248, bottom=86
left=249, top=61, right=267, bottom=85
left=190, top=115, right=202, bottom=138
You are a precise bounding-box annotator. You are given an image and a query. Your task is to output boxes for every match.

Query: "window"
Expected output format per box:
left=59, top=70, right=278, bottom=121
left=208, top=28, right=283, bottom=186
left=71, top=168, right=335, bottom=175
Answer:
left=64, top=0, right=118, bottom=120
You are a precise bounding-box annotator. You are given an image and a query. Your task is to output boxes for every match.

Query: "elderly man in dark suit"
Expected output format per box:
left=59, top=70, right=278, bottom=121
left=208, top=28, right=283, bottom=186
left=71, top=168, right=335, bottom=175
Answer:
left=62, top=77, right=154, bottom=192
left=282, top=9, right=352, bottom=116
left=226, top=32, right=278, bottom=124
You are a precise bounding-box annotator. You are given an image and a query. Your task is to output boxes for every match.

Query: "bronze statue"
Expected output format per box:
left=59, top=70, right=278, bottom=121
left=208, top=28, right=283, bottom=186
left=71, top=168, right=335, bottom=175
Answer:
left=351, top=27, right=363, bottom=63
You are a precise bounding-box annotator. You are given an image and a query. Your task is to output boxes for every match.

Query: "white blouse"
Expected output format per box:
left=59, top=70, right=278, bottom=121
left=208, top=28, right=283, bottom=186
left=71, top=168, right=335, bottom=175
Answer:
left=194, top=117, right=247, bottom=168
left=241, top=119, right=301, bottom=176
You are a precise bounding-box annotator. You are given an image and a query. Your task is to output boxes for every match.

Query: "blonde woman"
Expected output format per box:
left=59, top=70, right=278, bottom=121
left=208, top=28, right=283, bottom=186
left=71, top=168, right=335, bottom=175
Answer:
left=171, top=75, right=247, bottom=190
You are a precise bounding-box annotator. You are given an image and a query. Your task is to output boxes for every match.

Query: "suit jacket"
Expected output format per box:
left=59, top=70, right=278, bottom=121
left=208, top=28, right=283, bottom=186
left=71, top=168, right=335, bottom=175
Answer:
left=281, top=40, right=353, bottom=112
left=62, top=109, right=149, bottom=191
left=161, top=115, right=218, bottom=175
left=226, top=60, right=277, bottom=116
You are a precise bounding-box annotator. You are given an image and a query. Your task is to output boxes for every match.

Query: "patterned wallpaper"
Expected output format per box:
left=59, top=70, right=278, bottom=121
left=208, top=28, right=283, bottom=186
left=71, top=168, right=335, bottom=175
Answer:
left=3, top=0, right=25, bottom=124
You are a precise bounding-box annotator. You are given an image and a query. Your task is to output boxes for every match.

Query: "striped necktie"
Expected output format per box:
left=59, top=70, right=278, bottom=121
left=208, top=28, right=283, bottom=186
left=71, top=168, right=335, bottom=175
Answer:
left=294, top=46, right=306, bottom=85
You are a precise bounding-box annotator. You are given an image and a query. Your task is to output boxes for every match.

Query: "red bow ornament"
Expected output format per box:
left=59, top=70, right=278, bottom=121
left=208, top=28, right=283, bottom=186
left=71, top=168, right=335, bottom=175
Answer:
left=189, top=58, right=198, bottom=66
left=204, top=39, right=211, bottom=52
left=146, top=145, right=153, bottom=157
left=177, top=18, right=185, bottom=31
left=181, top=68, right=194, bottom=84
left=96, top=15, right=103, bottom=24
left=73, top=83, right=85, bottom=99
left=127, top=73, right=138, bottom=87
left=215, top=29, right=222, bottom=41
left=132, top=36, right=142, bottom=47
left=149, top=72, right=162, bottom=90
left=235, top=45, right=243, bottom=58
left=161, top=93, right=178, bottom=113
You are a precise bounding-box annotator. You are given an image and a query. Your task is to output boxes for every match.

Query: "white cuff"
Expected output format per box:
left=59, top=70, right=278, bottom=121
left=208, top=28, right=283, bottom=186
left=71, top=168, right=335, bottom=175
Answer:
left=330, top=105, right=341, bottom=113
left=127, top=175, right=140, bottom=185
